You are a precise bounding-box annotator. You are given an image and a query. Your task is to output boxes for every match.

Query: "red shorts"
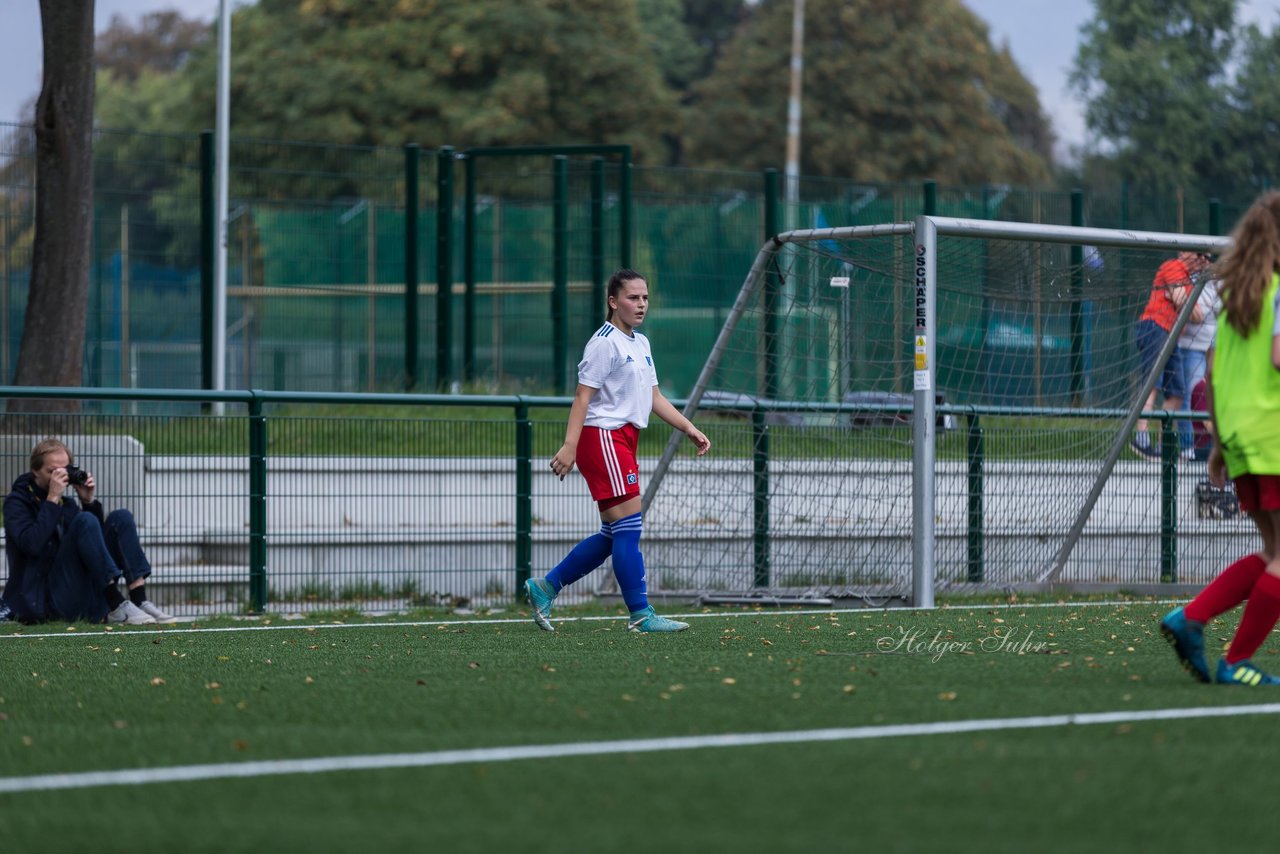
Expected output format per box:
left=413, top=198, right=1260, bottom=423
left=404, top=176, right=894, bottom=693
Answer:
left=578, top=424, right=640, bottom=505
left=1233, top=474, right=1280, bottom=514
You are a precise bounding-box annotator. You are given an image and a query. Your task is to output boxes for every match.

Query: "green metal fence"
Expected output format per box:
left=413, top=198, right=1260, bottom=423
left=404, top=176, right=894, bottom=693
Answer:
left=0, top=386, right=1241, bottom=620
left=0, top=123, right=1255, bottom=399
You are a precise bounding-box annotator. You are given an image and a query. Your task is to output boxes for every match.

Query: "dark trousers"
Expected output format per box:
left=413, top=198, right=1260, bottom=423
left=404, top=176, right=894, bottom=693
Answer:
left=49, top=509, right=151, bottom=623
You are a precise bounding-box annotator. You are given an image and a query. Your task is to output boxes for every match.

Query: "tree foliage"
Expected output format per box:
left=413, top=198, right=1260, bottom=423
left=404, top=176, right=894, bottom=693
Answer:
left=95, top=10, right=207, bottom=83
left=153, top=0, right=679, bottom=165
left=1222, top=22, right=1280, bottom=193
left=683, top=0, right=1053, bottom=184
left=87, top=0, right=1053, bottom=185
left=1070, top=0, right=1237, bottom=196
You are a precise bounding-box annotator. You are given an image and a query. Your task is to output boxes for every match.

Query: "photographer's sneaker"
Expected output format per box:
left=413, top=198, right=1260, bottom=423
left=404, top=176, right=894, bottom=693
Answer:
left=107, top=601, right=156, bottom=626
left=0, top=601, right=14, bottom=623
left=138, top=601, right=177, bottom=624
left=525, top=578, right=557, bottom=632
left=627, top=606, right=689, bottom=633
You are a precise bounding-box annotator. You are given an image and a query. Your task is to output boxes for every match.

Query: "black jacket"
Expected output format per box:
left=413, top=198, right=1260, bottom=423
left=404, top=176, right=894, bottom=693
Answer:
left=2, top=471, right=104, bottom=623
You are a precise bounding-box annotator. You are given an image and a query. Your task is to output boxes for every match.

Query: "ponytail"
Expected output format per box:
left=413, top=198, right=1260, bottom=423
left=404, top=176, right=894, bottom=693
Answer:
left=1219, top=191, right=1280, bottom=338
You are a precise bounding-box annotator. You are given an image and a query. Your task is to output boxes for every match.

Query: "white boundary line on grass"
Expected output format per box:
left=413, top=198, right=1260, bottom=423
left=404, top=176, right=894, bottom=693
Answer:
left=2, top=701, right=1277, bottom=794
left=0, top=598, right=1187, bottom=641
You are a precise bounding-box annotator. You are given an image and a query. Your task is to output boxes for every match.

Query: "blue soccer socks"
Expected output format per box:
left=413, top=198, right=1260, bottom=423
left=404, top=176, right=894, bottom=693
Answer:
left=609, top=512, right=648, bottom=613
left=545, top=524, right=613, bottom=592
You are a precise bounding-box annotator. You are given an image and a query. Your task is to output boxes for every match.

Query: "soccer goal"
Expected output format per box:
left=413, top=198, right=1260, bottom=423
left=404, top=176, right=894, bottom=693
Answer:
left=640, top=215, right=1233, bottom=607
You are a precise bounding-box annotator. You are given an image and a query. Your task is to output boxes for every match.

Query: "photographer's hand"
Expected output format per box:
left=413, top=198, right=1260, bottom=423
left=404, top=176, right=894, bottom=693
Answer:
left=74, top=471, right=96, bottom=505
left=48, top=468, right=68, bottom=504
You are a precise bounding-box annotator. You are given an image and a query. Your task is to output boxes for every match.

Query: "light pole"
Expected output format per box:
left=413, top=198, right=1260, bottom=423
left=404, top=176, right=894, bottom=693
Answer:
left=785, top=0, right=805, bottom=222
left=214, top=0, right=231, bottom=405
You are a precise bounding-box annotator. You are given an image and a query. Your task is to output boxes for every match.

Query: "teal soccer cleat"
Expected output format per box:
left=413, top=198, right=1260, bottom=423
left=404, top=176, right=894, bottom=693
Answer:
left=626, top=606, right=689, bottom=633
left=1216, top=658, right=1280, bottom=686
left=1160, top=606, right=1210, bottom=683
left=525, top=578, right=557, bottom=632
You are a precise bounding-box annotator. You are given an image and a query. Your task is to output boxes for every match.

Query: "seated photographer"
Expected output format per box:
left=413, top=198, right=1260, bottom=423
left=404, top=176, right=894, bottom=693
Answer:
left=2, top=438, right=175, bottom=626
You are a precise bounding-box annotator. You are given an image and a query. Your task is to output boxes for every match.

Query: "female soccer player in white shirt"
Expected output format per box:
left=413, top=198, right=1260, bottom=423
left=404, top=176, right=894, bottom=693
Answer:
left=525, top=269, right=710, bottom=632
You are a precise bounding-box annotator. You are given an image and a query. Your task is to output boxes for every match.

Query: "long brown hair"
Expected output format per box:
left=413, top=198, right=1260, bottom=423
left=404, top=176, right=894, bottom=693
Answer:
left=1218, top=191, right=1280, bottom=338
left=604, top=269, right=646, bottom=322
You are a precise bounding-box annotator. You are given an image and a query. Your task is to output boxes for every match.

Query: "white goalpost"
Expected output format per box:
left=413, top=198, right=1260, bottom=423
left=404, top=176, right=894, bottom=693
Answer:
left=639, top=216, right=1234, bottom=608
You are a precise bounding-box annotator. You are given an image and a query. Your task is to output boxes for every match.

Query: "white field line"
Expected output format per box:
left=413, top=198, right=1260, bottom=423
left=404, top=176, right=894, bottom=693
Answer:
left=0, top=598, right=1188, bottom=641
left=2, top=702, right=1277, bottom=794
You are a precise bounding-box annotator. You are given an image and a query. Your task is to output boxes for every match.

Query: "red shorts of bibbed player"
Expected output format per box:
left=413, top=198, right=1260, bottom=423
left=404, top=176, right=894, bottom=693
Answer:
left=578, top=424, right=640, bottom=510
left=1233, top=474, right=1280, bottom=514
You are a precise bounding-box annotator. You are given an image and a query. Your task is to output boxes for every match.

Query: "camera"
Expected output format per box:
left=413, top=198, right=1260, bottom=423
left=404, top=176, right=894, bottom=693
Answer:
left=63, top=464, right=90, bottom=487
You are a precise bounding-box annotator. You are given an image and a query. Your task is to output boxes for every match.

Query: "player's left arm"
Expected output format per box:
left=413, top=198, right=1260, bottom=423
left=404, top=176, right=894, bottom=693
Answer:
left=652, top=388, right=711, bottom=456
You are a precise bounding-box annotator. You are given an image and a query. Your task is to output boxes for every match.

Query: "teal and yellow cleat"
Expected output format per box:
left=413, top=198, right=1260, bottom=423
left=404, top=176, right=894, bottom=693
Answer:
left=626, top=606, right=689, bottom=633
left=1160, top=606, right=1210, bottom=683
left=1215, top=658, right=1280, bottom=686
left=525, top=578, right=557, bottom=632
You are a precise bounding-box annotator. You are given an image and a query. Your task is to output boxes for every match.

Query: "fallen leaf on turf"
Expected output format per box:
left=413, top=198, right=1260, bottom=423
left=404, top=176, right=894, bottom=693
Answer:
left=205, top=682, right=221, bottom=690
left=938, top=691, right=957, bottom=701
left=304, top=676, right=315, bottom=684
left=113, top=720, right=127, bottom=729
left=843, top=685, right=856, bottom=693
left=722, top=677, right=737, bottom=685
left=150, top=677, right=165, bottom=686
left=232, top=739, right=250, bottom=751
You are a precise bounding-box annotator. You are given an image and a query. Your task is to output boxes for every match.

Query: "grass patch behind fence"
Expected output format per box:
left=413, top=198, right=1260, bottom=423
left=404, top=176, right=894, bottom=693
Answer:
left=9, top=404, right=1159, bottom=462
left=1, top=597, right=1278, bottom=852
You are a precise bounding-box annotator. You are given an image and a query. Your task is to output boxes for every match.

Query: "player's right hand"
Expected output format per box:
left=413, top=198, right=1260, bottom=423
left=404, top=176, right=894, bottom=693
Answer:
left=550, top=447, right=576, bottom=481
left=1207, top=445, right=1227, bottom=489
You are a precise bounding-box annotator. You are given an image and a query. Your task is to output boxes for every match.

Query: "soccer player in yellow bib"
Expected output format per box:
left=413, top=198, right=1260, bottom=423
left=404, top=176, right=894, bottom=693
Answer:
left=1162, top=192, right=1280, bottom=686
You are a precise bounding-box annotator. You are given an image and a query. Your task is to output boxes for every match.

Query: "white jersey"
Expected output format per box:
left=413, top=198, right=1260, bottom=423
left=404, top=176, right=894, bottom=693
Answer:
left=578, top=322, right=658, bottom=429
left=1178, top=278, right=1221, bottom=352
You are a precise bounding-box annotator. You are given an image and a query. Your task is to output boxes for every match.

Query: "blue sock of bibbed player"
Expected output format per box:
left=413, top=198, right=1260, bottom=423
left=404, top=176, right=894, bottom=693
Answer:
left=545, top=524, right=613, bottom=592
left=609, top=512, right=649, bottom=613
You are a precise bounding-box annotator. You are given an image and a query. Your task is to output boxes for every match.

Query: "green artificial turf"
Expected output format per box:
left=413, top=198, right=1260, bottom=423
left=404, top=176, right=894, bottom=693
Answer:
left=0, top=599, right=1275, bottom=852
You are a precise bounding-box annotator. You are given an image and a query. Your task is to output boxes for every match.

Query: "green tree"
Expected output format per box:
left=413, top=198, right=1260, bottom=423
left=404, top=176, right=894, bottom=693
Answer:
left=95, top=10, right=209, bottom=83
left=636, top=0, right=707, bottom=90
left=682, top=0, right=748, bottom=79
left=1070, top=0, right=1236, bottom=197
left=1223, top=22, right=1280, bottom=193
left=152, top=0, right=679, bottom=165
left=683, top=0, right=1053, bottom=183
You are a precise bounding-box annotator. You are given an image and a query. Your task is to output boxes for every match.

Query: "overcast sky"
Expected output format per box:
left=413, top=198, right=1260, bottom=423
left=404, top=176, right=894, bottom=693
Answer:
left=3, top=1, right=1280, bottom=162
